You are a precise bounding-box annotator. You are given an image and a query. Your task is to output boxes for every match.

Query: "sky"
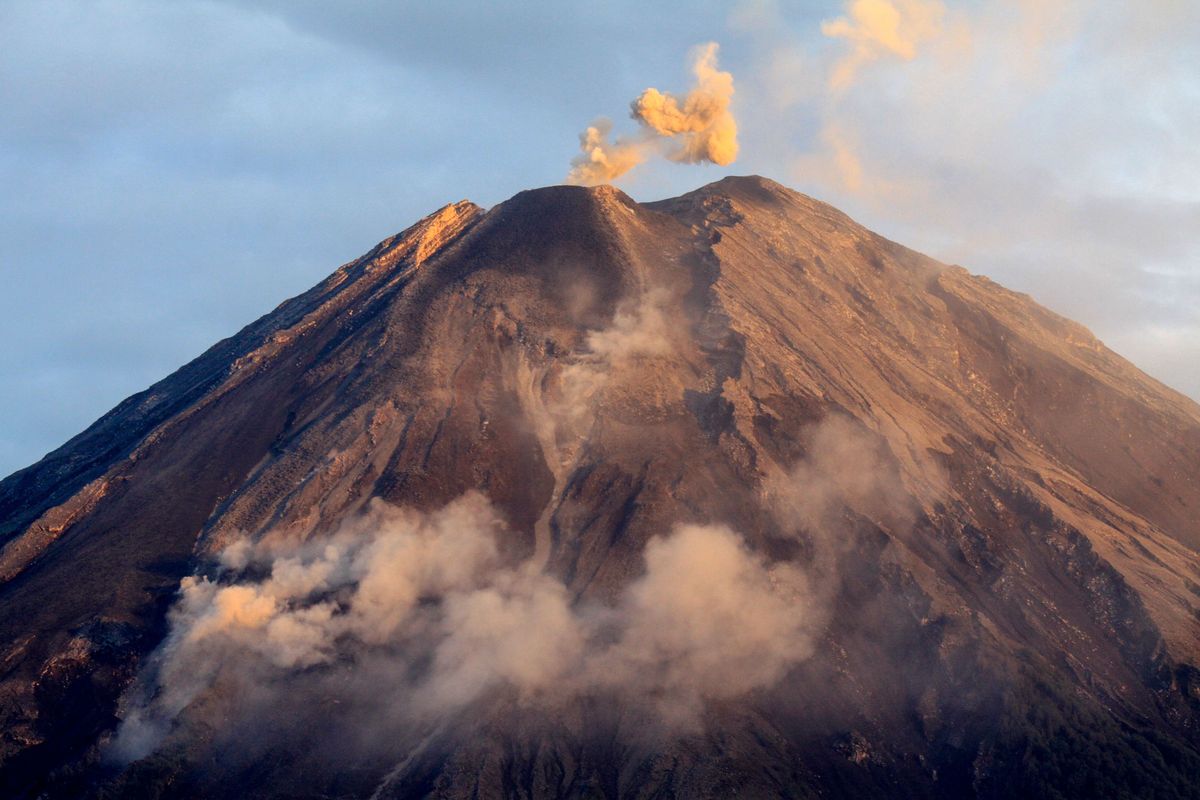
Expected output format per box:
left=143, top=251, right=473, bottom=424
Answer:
left=1, top=0, right=1197, bottom=478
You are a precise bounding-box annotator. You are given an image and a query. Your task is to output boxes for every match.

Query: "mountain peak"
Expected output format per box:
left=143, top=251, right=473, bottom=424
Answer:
left=494, top=182, right=639, bottom=217
left=704, top=172, right=792, bottom=194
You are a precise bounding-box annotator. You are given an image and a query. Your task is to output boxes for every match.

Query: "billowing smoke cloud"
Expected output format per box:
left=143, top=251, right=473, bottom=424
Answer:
left=589, top=524, right=814, bottom=728
left=632, top=43, right=739, bottom=166
left=821, top=0, right=947, bottom=91
left=111, top=494, right=513, bottom=761
left=567, top=43, right=739, bottom=185
left=112, top=492, right=819, bottom=763
left=108, top=297, right=938, bottom=782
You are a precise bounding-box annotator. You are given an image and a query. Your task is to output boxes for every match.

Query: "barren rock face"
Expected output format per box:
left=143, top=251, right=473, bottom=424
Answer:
left=1, top=176, right=1198, bottom=799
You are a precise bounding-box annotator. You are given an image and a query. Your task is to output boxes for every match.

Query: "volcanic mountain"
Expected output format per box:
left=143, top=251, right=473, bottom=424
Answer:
left=1, top=176, right=1198, bottom=799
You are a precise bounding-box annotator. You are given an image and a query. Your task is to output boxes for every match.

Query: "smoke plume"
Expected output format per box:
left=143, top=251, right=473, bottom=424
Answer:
left=568, top=120, right=648, bottom=189
left=111, top=414, right=927, bottom=765
left=567, top=43, right=739, bottom=185
left=112, top=492, right=819, bottom=763
left=588, top=524, right=814, bottom=728
left=762, top=412, right=943, bottom=627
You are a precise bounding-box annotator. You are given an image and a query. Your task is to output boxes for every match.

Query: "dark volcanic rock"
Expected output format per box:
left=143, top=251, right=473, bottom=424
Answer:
left=1, top=176, right=1199, bottom=799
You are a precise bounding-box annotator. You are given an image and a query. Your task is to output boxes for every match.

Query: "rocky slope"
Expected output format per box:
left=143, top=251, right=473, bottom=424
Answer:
left=1, top=176, right=1198, bottom=799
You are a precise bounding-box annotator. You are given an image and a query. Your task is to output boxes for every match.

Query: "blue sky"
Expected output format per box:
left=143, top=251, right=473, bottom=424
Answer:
left=1, top=0, right=1197, bottom=478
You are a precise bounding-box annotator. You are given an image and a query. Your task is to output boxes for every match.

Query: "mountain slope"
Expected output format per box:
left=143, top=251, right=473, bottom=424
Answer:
left=1, top=176, right=1198, bottom=799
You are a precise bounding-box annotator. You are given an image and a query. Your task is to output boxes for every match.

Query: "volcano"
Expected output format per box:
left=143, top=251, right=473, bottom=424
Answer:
left=1, top=176, right=1198, bottom=799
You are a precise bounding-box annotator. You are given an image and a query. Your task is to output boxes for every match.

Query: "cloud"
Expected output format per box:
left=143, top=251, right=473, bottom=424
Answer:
left=111, top=407, right=937, bottom=767
left=422, top=568, right=585, bottom=713
left=584, top=288, right=673, bottom=362
left=820, top=0, right=947, bottom=91
left=631, top=42, right=739, bottom=167
left=760, top=413, right=945, bottom=634
left=567, top=43, right=739, bottom=185
left=110, top=493, right=509, bottom=761
left=768, top=415, right=915, bottom=536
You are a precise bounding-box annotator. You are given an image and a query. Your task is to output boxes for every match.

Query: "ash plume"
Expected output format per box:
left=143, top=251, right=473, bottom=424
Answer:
left=107, top=285, right=938, bottom=767
left=567, top=43, right=739, bottom=185
left=568, top=120, right=647, bottom=189
left=107, top=284, right=941, bottom=783
left=111, top=494, right=819, bottom=763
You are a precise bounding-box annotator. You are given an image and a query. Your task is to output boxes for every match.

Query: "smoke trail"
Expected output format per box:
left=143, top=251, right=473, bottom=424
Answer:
left=567, top=43, right=739, bottom=185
